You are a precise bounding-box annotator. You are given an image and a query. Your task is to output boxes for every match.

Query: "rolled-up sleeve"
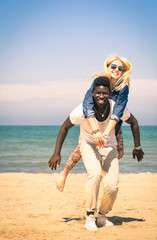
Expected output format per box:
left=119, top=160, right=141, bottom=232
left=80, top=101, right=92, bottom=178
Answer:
left=83, top=81, right=95, bottom=118
left=111, top=85, right=129, bottom=121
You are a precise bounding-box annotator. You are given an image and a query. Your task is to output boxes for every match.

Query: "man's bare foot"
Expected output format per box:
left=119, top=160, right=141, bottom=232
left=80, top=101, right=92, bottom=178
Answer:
left=56, top=171, right=67, bottom=192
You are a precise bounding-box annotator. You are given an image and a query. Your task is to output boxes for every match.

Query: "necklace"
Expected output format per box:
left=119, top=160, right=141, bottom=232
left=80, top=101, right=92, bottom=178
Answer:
left=94, top=101, right=109, bottom=118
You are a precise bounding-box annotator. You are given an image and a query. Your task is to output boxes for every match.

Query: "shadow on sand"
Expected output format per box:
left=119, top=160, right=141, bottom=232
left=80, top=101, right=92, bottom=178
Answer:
left=61, top=217, right=82, bottom=223
left=108, top=216, right=145, bottom=225
left=61, top=216, right=145, bottom=225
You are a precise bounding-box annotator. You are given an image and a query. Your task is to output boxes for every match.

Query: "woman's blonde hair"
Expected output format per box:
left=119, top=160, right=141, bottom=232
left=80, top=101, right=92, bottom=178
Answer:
left=93, top=56, right=132, bottom=91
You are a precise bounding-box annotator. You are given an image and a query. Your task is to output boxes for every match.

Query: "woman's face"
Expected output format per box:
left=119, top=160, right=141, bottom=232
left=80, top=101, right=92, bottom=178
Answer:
left=108, top=60, right=124, bottom=81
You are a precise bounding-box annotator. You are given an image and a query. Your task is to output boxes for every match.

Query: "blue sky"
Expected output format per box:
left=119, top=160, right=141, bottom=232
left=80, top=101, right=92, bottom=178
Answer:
left=0, top=0, right=157, bottom=125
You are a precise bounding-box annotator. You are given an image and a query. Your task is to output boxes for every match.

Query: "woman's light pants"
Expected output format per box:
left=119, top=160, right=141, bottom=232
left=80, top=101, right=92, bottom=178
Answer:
left=80, top=141, right=119, bottom=214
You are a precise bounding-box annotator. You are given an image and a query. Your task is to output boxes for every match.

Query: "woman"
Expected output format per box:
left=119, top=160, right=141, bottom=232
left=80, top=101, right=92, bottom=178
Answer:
left=51, top=55, right=132, bottom=191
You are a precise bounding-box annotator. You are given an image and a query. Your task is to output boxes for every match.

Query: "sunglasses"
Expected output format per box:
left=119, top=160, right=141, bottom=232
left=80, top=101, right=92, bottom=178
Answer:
left=111, top=63, right=124, bottom=72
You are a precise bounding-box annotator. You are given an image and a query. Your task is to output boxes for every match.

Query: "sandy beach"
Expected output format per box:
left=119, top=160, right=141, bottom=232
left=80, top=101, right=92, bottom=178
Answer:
left=0, top=173, right=157, bottom=240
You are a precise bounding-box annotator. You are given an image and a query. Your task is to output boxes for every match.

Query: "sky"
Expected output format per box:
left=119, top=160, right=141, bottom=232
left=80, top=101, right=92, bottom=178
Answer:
left=0, top=0, right=157, bottom=125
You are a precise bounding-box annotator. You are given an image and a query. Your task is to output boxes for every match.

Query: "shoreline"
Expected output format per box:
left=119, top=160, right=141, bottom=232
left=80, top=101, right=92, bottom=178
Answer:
left=0, top=171, right=156, bottom=176
left=1, top=173, right=157, bottom=240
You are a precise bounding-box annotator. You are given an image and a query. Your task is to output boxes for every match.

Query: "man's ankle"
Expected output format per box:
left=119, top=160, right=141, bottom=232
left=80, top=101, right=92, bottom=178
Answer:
left=87, top=211, right=94, bottom=216
left=97, top=211, right=106, bottom=217
left=98, top=211, right=103, bottom=215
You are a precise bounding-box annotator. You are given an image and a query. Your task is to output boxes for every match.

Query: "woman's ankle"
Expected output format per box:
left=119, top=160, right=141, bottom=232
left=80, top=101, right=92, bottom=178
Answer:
left=61, top=168, right=69, bottom=178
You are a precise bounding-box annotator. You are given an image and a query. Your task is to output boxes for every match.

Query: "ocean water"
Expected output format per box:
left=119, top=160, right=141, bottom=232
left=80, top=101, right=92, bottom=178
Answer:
left=0, top=125, right=157, bottom=174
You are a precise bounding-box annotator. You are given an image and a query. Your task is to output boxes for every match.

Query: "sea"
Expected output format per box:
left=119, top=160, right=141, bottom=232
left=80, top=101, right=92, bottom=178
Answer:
left=0, top=125, right=157, bottom=174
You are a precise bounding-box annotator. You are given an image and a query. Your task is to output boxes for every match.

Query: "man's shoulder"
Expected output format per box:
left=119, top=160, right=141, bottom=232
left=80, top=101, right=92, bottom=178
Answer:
left=69, top=104, right=84, bottom=125
left=71, top=104, right=83, bottom=114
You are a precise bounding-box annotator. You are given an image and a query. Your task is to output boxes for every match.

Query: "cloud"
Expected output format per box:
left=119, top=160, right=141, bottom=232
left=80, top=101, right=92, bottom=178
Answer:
left=0, top=78, right=156, bottom=103
left=127, top=79, right=157, bottom=108
left=126, top=79, right=157, bottom=125
left=0, top=80, right=91, bottom=102
left=0, top=79, right=156, bottom=125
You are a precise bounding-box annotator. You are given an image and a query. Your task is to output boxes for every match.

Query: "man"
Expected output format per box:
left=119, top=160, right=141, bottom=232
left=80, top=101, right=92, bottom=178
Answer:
left=48, top=77, right=144, bottom=231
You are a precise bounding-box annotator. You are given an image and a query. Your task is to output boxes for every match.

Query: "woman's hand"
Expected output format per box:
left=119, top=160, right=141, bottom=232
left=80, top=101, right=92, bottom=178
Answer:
left=93, top=131, right=106, bottom=149
left=48, top=153, right=61, bottom=170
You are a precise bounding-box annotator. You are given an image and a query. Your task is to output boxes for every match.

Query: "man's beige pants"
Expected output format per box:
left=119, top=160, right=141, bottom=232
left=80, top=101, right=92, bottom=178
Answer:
left=80, top=141, right=119, bottom=214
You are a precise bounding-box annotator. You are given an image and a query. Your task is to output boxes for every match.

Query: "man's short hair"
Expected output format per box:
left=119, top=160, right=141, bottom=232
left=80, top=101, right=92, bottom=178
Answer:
left=92, top=76, right=111, bottom=93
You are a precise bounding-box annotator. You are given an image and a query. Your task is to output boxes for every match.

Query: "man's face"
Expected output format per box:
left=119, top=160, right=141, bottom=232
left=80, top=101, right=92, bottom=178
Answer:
left=92, top=85, right=110, bottom=106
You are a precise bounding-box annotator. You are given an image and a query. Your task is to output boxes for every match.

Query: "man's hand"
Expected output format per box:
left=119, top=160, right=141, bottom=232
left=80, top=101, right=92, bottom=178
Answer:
left=48, top=153, right=61, bottom=170
left=132, top=148, right=144, bottom=162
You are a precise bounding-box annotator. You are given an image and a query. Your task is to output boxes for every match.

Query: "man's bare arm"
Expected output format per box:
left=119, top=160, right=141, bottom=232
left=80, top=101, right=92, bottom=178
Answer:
left=48, top=117, right=74, bottom=170
left=125, top=114, right=144, bottom=162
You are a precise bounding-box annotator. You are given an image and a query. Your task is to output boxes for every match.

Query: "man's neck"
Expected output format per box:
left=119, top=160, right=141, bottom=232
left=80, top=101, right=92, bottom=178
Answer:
left=94, top=100, right=110, bottom=122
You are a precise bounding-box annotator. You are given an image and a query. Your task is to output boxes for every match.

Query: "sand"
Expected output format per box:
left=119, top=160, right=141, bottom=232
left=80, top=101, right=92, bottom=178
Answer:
left=0, top=172, right=157, bottom=240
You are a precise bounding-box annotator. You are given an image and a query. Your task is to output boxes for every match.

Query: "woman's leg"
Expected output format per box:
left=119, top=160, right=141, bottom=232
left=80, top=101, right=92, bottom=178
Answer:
left=56, top=168, right=70, bottom=192
left=56, top=145, right=81, bottom=191
left=65, top=144, right=81, bottom=170
left=116, top=128, right=124, bottom=159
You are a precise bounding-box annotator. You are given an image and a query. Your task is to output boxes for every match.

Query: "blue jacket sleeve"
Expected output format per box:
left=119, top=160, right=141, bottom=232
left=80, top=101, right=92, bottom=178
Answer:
left=111, top=85, right=129, bottom=121
left=83, top=80, right=95, bottom=118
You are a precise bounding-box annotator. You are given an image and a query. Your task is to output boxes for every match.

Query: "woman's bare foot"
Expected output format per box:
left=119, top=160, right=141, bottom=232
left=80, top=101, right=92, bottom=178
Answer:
left=56, top=171, right=67, bottom=192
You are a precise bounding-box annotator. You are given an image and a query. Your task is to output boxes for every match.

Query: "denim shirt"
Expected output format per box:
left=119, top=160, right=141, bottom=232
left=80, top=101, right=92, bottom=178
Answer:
left=83, top=81, right=129, bottom=134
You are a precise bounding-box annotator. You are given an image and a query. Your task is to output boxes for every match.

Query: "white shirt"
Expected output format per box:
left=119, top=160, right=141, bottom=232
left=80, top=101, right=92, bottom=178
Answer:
left=69, top=99, right=130, bottom=147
